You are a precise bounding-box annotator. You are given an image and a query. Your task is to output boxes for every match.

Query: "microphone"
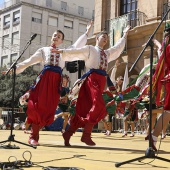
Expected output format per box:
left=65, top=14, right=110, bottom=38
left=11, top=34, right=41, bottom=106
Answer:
left=30, top=34, right=37, bottom=41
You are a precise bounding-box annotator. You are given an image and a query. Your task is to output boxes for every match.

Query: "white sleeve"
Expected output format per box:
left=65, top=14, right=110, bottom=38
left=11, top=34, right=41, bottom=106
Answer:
left=61, top=45, right=89, bottom=62
left=16, top=48, right=44, bottom=74
left=110, top=67, right=117, bottom=84
left=71, top=33, right=87, bottom=48
left=157, top=49, right=162, bottom=59
left=106, top=37, right=126, bottom=62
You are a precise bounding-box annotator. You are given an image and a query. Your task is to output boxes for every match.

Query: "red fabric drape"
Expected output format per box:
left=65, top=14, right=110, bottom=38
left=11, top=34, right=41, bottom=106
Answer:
left=27, top=70, right=61, bottom=127
left=71, top=73, right=107, bottom=127
left=152, top=41, right=170, bottom=108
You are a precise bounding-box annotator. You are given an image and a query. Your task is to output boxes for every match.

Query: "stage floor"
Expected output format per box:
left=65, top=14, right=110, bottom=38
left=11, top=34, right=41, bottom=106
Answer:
left=0, top=130, right=170, bottom=170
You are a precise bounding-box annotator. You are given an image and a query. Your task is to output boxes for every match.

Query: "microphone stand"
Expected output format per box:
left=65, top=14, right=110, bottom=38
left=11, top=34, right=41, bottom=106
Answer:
left=115, top=8, right=170, bottom=167
left=0, top=37, right=37, bottom=149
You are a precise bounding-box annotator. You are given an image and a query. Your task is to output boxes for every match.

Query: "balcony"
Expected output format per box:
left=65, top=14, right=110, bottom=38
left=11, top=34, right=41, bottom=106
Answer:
left=105, top=10, right=147, bottom=47
left=105, top=10, right=147, bottom=32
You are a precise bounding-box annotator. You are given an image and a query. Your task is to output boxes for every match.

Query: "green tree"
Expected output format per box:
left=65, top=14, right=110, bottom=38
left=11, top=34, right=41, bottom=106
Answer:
left=0, top=67, right=38, bottom=107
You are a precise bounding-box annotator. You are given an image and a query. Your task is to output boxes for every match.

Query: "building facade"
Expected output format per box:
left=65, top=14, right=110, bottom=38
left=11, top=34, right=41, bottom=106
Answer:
left=1, top=0, right=170, bottom=86
left=88, top=0, right=170, bottom=82
left=0, top=0, right=94, bottom=85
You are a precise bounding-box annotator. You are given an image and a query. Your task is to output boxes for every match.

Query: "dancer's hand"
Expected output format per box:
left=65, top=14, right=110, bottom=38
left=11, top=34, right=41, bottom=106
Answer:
left=123, top=25, right=131, bottom=33
left=86, top=20, right=94, bottom=36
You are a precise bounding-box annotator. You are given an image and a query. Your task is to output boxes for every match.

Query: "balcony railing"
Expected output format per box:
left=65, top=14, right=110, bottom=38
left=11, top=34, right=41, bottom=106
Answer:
left=106, top=10, right=147, bottom=47
left=105, top=10, right=147, bottom=32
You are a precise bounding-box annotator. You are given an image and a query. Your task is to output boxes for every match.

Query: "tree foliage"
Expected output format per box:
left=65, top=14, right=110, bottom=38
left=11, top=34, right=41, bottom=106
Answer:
left=0, top=67, right=38, bottom=108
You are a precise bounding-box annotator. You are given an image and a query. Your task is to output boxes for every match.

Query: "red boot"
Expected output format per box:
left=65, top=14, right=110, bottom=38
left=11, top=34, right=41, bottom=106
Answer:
left=62, top=124, right=78, bottom=146
left=81, top=123, right=96, bottom=146
left=28, top=124, right=40, bottom=146
left=36, top=126, right=41, bottom=142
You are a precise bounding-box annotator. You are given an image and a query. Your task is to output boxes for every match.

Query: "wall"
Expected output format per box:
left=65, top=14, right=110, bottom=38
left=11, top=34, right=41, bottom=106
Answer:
left=90, top=0, right=167, bottom=79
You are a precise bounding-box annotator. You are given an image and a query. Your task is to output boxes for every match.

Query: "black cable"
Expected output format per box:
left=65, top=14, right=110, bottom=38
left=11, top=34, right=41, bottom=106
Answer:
left=0, top=150, right=33, bottom=169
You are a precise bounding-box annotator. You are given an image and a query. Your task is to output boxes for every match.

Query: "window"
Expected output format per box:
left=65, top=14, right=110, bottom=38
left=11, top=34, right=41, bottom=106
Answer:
left=64, top=20, right=73, bottom=29
left=2, top=35, right=10, bottom=49
left=78, top=6, right=84, bottom=16
left=32, top=12, right=42, bottom=23
left=120, top=0, right=138, bottom=15
left=46, top=0, right=52, bottom=7
left=12, top=32, right=19, bottom=45
left=4, top=14, right=10, bottom=27
left=120, top=0, right=138, bottom=27
left=1, top=56, right=8, bottom=67
left=48, top=17, right=58, bottom=27
left=13, top=10, right=20, bottom=24
left=10, top=53, right=18, bottom=65
left=61, top=1, right=67, bottom=11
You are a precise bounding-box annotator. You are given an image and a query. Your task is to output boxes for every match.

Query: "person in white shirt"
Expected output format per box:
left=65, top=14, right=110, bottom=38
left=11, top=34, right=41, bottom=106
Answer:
left=54, top=25, right=131, bottom=146
left=2, top=21, right=93, bottom=146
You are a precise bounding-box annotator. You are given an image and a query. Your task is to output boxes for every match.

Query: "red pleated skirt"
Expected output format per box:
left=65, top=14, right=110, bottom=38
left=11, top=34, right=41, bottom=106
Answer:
left=72, top=72, right=107, bottom=127
left=27, top=70, right=61, bottom=127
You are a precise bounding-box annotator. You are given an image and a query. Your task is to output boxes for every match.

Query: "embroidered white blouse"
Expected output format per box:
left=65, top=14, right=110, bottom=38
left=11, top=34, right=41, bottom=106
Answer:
left=61, top=37, right=126, bottom=71
left=15, top=33, right=88, bottom=74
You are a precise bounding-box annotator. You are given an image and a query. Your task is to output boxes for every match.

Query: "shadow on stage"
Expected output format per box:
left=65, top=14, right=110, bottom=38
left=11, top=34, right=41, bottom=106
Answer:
left=39, top=143, right=170, bottom=155
left=34, top=144, right=169, bottom=169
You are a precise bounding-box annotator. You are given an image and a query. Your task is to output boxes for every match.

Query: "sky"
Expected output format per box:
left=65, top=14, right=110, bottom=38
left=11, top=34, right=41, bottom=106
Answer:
left=0, top=0, right=4, bottom=3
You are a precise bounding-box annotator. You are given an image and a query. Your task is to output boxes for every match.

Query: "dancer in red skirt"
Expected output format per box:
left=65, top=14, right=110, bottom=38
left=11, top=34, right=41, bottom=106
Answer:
left=3, top=22, right=93, bottom=146
left=150, top=22, right=170, bottom=151
left=55, top=25, right=131, bottom=146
